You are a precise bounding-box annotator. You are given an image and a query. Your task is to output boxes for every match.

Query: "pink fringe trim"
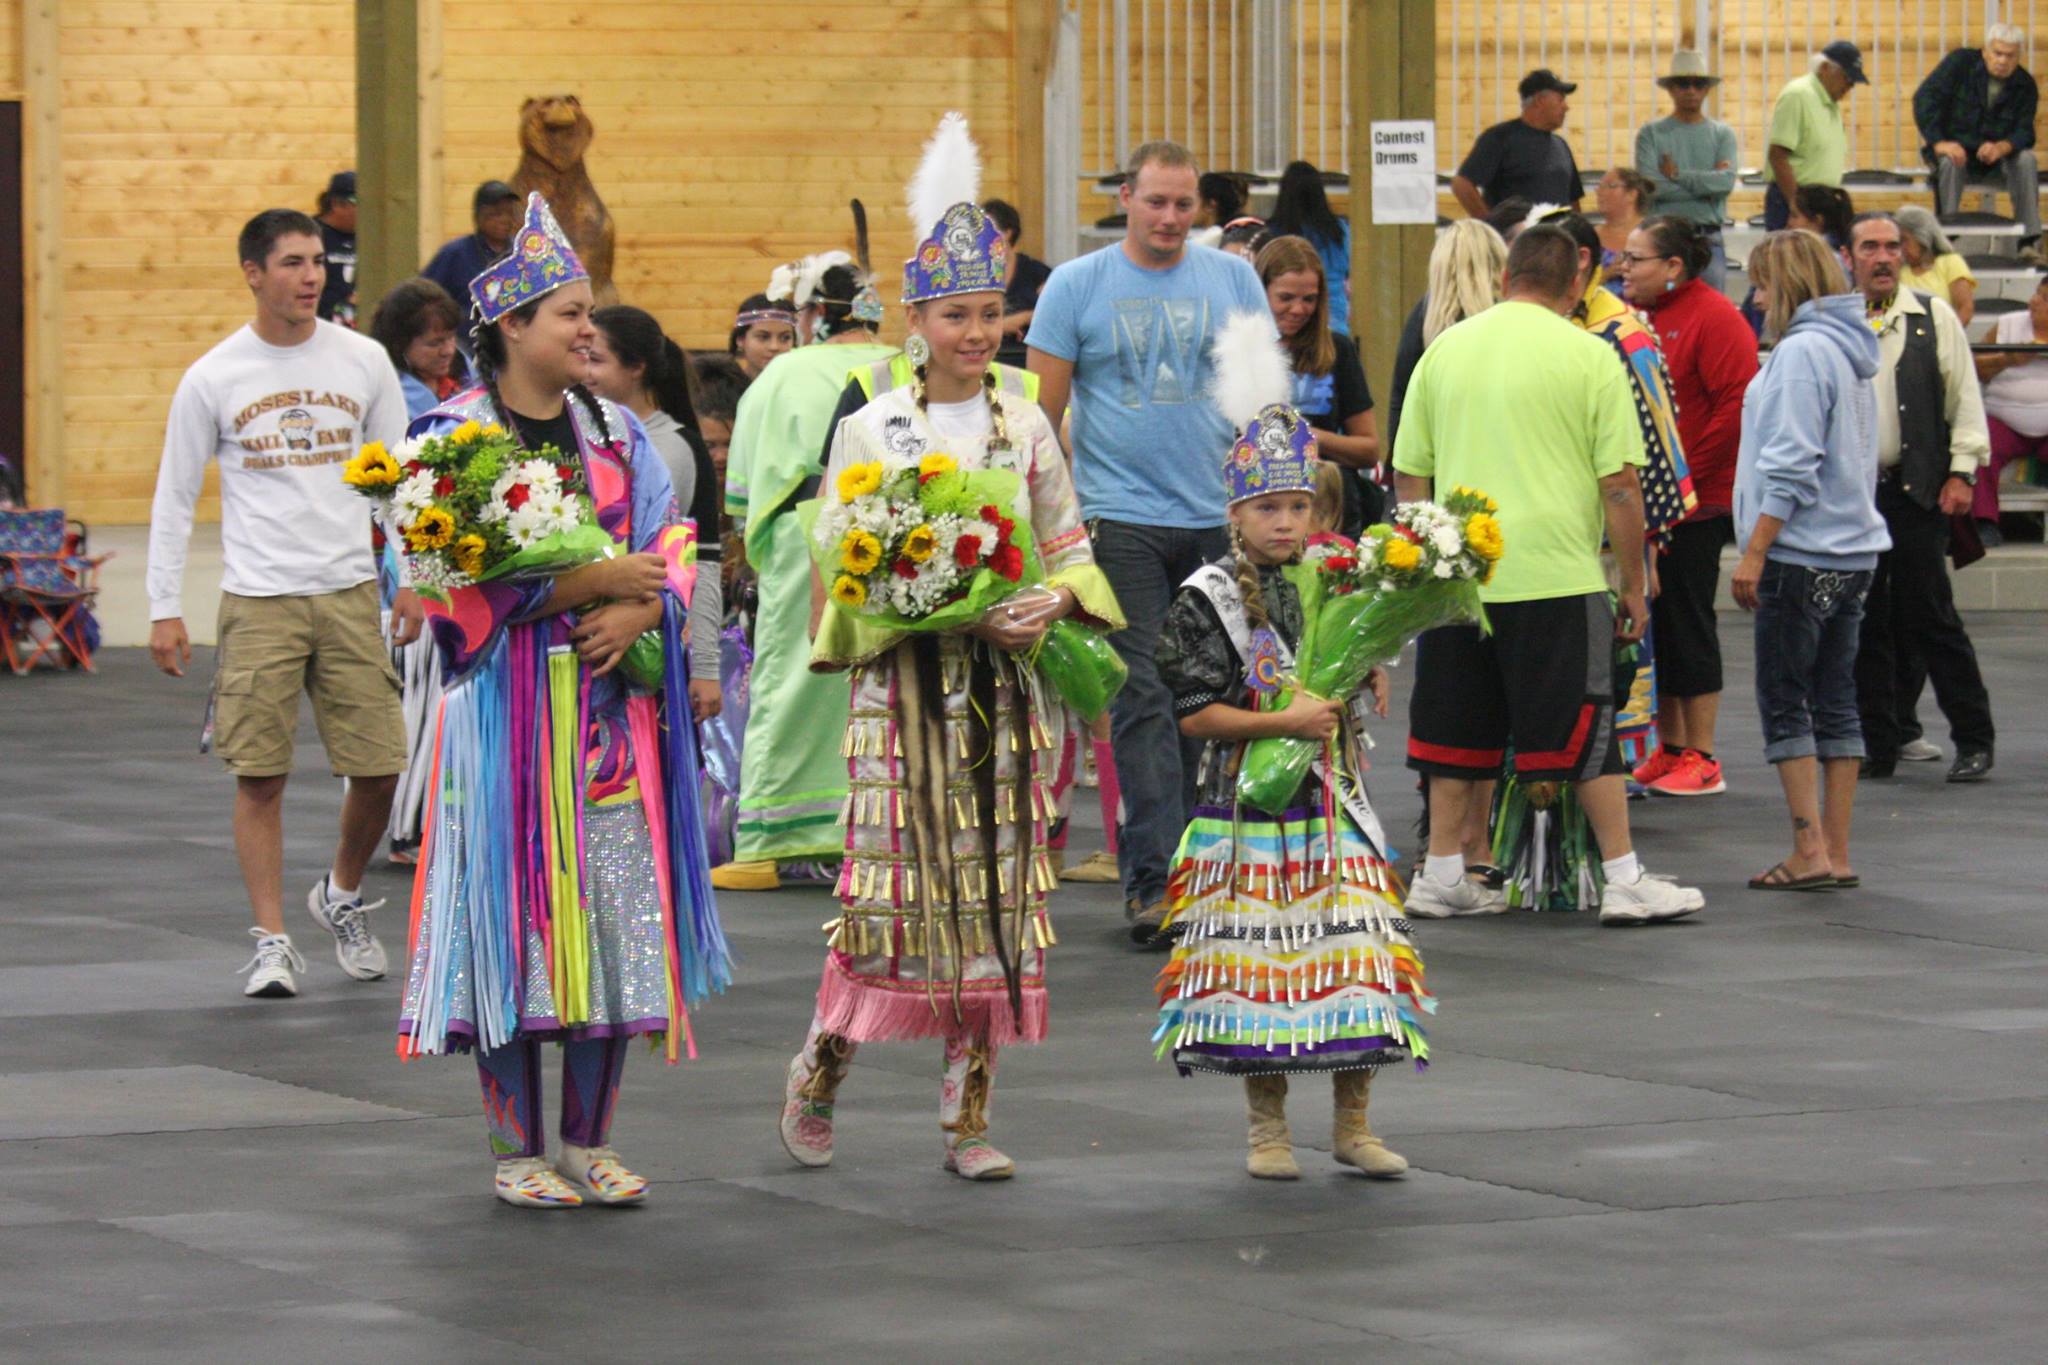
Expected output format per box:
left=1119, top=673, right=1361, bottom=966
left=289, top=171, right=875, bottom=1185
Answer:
left=814, top=953, right=1048, bottom=1045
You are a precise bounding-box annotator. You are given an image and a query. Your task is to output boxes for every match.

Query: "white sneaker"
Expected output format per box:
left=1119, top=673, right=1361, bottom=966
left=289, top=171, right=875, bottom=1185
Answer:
left=307, top=878, right=389, bottom=981
left=1598, top=872, right=1705, bottom=925
left=239, top=928, right=306, bottom=998
left=1403, top=873, right=1507, bottom=918
left=1899, top=738, right=1943, bottom=762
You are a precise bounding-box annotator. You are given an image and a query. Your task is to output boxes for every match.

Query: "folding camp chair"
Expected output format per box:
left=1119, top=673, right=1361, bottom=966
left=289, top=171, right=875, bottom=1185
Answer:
left=0, top=508, right=111, bottom=674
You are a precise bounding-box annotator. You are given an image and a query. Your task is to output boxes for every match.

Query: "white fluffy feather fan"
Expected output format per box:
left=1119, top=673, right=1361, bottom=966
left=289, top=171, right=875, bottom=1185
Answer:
left=907, top=111, right=982, bottom=236
left=1208, top=310, right=1293, bottom=432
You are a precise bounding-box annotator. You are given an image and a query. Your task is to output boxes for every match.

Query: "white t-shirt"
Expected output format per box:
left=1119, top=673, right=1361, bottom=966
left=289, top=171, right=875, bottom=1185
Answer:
left=147, top=321, right=407, bottom=619
left=925, top=394, right=994, bottom=441
left=1984, top=309, right=2048, bottom=439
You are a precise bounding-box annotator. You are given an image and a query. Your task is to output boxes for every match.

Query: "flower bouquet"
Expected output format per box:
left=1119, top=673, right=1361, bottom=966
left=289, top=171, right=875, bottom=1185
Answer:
left=799, top=451, right=1126, bottom=719
left=342, top=420, right=667, bottom=683
left=1236, top=486, right=1504, bottom=813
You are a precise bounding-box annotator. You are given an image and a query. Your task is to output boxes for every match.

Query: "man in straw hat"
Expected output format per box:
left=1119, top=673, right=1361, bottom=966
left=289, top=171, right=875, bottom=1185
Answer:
left=1636, top=50, right=1738, bottom=292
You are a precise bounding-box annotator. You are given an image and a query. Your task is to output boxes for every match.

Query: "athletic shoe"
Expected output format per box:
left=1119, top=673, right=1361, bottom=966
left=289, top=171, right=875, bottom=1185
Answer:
left=557, top=1144, right=649, bottom=1206
left=1899, top=738, right=1943, bottom=762
left=1060, top=849, right=1121, bottom=883
left=239, top=928, right=306, bottom=998
left=1403, top=873, right=1507, bottom=918
left=306, top=878, right=388, bottom=981
left=1630, top=747, right=1685, bottom=787
left=1646, top=750, right=1727, bottom=797
left=1597, top=872, right=1704, bottom=925
left=493, top=1158, right=583, bottom=1209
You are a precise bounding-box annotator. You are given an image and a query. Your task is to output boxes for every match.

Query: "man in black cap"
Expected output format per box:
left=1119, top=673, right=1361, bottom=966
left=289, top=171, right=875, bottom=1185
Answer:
left=1451, top=70, right=1583, bottom=219
left=1764, top=42, right=1868, bottom=229
left=421, top=180, right=525, bottom=314
left=315, top=170, right=357, bottom=326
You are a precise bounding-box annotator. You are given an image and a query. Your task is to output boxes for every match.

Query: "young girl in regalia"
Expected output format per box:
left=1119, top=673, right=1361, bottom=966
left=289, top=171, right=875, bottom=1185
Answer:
left=397, top=193, right=729, bottom=1209
left=1149, top=314, right=1433, bottom=1180
left=776, top=114, right=1122, bottom=1181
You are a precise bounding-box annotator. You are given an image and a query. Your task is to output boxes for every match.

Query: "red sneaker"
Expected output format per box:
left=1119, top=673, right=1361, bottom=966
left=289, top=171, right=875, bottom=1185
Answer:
left=1648, top=750, right=1727, bottom=797
left=1631, top=747, right=1686, bottom=786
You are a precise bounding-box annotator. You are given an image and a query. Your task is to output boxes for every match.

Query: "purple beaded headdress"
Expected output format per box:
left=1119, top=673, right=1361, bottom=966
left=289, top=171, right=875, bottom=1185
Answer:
left=468, top=192, right=587, bottom=325
left=900, top=113, right=1007, bottom=305
left=1225, top=404, right=1320, bottom=505
left=1208, top=309, right=1319, bottom=506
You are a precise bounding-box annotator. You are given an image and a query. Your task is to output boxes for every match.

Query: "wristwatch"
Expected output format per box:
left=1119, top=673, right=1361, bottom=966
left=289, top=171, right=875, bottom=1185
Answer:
left=1951, top=470, right=1978, bottom=486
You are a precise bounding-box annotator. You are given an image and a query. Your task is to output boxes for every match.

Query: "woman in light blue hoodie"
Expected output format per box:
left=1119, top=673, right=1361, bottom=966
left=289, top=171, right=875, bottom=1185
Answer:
left=1731, top=230, right=1890, bottom=893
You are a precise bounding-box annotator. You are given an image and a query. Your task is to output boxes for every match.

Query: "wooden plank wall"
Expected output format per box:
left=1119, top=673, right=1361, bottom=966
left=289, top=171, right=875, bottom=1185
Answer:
left=1, top=0, right=19, bottom=97
left=53, top=1, right=357, bottom=523
left=435, top=1, right=1018, bottom=352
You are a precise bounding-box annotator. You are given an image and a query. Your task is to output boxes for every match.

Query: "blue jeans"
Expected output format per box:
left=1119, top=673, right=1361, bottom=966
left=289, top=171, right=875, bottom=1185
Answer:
left=1092, top=518, right=1230, bottom=905
left=1753, top=560, right=1872, bottom=763
left=1698, top=232, right=1728, bottom=295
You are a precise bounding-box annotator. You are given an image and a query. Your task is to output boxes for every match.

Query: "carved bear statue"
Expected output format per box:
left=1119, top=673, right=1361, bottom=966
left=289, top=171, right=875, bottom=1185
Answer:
left=511, top=95, right=617, bottom=304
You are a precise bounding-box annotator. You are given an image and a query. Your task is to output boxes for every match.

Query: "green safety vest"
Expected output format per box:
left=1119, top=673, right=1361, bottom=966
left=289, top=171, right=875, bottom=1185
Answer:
left=849, top=354, right=1040, bottom=403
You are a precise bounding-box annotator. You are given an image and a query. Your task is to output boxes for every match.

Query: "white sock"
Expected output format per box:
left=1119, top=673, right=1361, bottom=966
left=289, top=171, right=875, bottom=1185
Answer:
left=325, top=876, right=360, bottom=904
left=1602, top=853, right=1642, bottom=886
left=1424, top=853, right=1466, bottom=887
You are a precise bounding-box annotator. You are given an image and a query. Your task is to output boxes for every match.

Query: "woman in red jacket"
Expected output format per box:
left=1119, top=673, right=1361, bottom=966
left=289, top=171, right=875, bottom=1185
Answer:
left=1621, top=216, right=1761, bottom=798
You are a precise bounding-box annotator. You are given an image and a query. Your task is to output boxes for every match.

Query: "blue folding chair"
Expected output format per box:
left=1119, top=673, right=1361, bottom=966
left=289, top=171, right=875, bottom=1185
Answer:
left=0, top=508, right=110, bottom=674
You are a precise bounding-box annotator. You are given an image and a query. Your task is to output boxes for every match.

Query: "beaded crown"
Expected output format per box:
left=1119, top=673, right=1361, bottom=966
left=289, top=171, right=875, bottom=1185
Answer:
left=1225, top=404, right=1321, bottom=507
left=902, top=202, right=1009, bottom=304
left=468, top=193, right=588, bottom=325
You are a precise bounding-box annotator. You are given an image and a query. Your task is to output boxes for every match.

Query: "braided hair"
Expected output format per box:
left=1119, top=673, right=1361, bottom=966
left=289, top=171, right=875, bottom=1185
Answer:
left=1228, top=523, right=1273, bottom=636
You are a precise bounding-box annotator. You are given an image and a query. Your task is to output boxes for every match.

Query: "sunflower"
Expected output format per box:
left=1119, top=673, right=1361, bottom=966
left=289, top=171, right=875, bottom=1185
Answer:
left=341, top=443, right=401, bottom=489
left=917, top=452, right=956, bottom=482
left=900, top=524, right=938, bottom=562
left=404, top=506, right=456, bottom=551
left=836, top=460, right=884, bottom=502
left=840, top=530, right=883, bottom=574
left=1465, top=512, right=1504, bottom=562
left=479, top=423, right=505, bottom=440
left=452, top=533, right=488, bottom=577
left=448, top=420, right=485, bottom=446
left=830, top=574, right=867, bottom=608
left=1381, top=538, right=1422, bottom=572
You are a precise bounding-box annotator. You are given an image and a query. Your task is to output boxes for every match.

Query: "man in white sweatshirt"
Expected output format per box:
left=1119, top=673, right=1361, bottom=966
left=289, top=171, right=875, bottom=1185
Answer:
left=148, top=208, right=421, bottom=1000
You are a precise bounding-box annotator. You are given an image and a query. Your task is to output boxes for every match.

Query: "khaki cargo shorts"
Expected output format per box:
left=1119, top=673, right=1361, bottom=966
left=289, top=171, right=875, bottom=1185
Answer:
left=212, top=582, right=406, bottom=779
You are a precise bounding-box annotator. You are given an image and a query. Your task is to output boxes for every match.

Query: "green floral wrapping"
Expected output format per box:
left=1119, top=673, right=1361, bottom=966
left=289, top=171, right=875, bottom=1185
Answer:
left=1236, top=576, right=1485, bottom=814
left=1027, top=618, right=1127, bottom=722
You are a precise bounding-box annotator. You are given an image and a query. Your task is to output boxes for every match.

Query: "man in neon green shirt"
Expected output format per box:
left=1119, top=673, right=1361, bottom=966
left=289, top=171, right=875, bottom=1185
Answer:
left=1392, top=224, right=1704, bottom=926
left=1766, top=40, right=1869, bottom=228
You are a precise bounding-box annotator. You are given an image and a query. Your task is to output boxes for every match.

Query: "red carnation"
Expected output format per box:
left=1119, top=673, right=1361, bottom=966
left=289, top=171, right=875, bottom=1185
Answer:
left=892, top=557, right=919, bottom=579
left=1394, top=525, right=1422, bottom=544
left=979, top=503, right=1003, bottom=524
left=989, top=543, right=1025, bottom=581
left=434, top=476, right=456, bottom=497
left=1326, top=555, right=1356, bottom=574
left=954, top=534, right=983, bottom=567
left=405, top=461, right=427, bottom=475
left=557, top=464, right=578, bottom=486
left=504, top=483, right=532, bottom=511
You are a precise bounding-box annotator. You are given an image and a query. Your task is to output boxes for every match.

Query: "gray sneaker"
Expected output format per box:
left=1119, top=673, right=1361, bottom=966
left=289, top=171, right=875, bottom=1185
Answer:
left=239, top=929, right=306, bottom=999
left=1899, top=738, right=1943, bottom=762
left=307, top=879, right=389, bottom=981
left=1404, top=873, right=1507, bottom=918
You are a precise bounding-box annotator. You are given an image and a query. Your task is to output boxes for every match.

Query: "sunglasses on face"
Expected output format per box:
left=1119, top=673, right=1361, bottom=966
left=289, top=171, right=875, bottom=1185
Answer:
left=1668, top=78, right=1712, bottom=90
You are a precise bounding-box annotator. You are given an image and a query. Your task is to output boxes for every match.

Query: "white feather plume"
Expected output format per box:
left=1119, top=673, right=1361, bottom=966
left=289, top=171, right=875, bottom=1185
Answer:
left=907, top=112, right=981, bottom=237
left=765, top=262, right=799, bottom=304
left=793, top=250, right=853, bottom=309
left=1208, top=310, right=1293, bottom=431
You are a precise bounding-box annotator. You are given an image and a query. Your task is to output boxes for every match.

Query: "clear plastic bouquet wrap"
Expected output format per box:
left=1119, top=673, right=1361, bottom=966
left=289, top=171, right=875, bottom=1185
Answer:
left=798, top=451, right=1126, bottom=719
left=1236, top=486, right=1504, bottom=813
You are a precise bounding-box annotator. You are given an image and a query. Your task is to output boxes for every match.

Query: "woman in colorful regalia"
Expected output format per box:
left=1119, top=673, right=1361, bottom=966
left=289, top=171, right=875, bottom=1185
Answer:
left=776, top=115, right=1123, bottom=1182
left=1148, top=314, right=1431, bottom=1180
left=396, top=193, right=729, bottom=1210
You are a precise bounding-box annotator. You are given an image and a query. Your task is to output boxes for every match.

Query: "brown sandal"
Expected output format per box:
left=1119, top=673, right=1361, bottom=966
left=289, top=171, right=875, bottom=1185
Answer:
left=1747, top=861, right=1836, bottom=892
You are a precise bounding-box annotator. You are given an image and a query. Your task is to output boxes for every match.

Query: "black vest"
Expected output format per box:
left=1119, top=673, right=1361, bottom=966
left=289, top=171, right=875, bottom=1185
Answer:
left=1890, top=292, right=1950, bottom=512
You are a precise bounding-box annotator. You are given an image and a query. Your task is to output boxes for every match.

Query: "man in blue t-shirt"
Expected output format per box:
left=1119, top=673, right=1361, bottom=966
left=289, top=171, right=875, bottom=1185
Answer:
left=1027, top=141, right=1270, bottom=947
